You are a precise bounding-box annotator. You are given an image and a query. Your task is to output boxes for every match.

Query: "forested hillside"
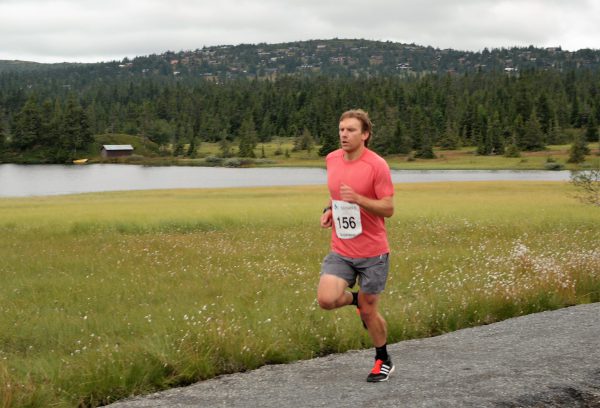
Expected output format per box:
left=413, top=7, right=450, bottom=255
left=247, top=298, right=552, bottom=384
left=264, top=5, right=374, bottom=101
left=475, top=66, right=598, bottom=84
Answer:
left=0, top=39, right=599, bottom=163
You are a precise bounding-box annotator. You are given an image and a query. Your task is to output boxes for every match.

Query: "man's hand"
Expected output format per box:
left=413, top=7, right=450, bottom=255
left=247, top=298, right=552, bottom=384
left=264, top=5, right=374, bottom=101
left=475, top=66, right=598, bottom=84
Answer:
left=339, top=183, right=394, bottom=218
left=320, top=209, right=332, bottom=228
left=340, top=183, right=361, bottom=204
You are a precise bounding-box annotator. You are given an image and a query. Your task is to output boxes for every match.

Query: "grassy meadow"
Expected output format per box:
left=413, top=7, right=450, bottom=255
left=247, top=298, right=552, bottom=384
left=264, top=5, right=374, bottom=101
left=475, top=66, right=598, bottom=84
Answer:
left=1, top=182, right=599, bottom=407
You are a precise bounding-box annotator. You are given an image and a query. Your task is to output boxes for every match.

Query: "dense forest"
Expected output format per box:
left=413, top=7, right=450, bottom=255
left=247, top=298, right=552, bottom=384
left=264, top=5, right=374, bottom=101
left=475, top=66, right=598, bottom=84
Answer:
left=0, top=39, right=599, bottom=163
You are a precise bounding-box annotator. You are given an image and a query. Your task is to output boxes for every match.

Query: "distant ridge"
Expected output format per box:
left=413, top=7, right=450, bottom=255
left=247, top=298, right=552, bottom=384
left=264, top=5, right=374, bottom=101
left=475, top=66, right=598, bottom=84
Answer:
left=0, top=59, right=86, bottom=73
left=2, top=38, right=600, bottom=77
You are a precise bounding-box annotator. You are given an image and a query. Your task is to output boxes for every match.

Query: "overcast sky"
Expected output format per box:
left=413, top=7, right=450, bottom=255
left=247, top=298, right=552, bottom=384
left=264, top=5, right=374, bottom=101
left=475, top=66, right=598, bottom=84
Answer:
left=1, top=0, right=599, bottom=63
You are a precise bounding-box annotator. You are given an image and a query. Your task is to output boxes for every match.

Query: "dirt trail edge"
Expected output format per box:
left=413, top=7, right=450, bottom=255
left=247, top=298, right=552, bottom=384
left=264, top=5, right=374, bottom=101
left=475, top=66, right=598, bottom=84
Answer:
left=107, top=303, right=600, bottom=407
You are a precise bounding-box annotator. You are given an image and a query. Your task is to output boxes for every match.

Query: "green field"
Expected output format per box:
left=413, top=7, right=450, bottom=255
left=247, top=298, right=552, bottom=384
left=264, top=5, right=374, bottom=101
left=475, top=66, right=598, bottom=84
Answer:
left=1, top=182, right=599, bottom=407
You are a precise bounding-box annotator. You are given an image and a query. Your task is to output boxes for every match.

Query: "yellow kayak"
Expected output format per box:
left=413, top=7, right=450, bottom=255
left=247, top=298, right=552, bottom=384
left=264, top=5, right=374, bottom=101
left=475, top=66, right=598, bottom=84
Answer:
left=73, top=159, right=88, bottom=164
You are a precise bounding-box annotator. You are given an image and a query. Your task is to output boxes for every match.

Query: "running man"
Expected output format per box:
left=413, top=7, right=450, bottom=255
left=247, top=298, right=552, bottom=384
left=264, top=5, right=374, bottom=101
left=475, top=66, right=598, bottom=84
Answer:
left=318, top=109, right=395, bottom=382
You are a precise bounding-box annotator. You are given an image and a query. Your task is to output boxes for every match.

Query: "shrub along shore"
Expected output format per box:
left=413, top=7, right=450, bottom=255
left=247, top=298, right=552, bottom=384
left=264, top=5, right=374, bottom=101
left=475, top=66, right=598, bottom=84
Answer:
left=0, top=182, right=599, bottom=407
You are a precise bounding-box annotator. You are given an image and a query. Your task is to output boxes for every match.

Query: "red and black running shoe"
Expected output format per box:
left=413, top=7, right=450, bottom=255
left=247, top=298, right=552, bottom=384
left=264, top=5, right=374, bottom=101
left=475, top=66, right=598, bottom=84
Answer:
left=366, top=358, right=394, bottom=382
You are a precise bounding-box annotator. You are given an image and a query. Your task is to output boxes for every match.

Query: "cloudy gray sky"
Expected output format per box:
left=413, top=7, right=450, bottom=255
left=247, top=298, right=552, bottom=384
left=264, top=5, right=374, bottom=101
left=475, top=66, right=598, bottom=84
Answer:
left=1, top=0, right=599, bottom=63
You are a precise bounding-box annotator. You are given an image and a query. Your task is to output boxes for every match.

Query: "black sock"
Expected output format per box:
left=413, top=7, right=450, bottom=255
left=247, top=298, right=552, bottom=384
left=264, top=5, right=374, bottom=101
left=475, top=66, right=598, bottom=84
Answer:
left=351, top=291, right=359, bottom=307
left=375, top=344, right=389, bottom=361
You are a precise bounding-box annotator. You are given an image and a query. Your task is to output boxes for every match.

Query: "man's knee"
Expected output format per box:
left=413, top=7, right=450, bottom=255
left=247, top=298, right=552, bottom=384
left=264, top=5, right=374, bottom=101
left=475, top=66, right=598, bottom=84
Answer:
left=317, top=275, right=348, bottom=310
left=358, top=294, right=379, bottom=319
left=317, top=293, right=339, bottom=310
left=359, top=307, right=377, bottom=322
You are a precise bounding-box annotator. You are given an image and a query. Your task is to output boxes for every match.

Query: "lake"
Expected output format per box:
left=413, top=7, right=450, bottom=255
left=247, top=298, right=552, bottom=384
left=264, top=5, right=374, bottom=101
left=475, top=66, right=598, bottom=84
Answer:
left=0, top=164, right=572, bottom=198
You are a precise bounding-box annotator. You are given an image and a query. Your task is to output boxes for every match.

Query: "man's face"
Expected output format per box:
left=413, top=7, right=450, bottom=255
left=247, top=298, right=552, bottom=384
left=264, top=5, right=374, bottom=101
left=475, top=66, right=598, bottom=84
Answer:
left=338, top=117, right=369, bottom=153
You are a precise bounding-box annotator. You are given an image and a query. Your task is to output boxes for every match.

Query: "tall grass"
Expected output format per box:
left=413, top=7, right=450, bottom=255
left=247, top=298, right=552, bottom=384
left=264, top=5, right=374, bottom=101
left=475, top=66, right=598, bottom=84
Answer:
left=0, top=182, right=598, bottom=407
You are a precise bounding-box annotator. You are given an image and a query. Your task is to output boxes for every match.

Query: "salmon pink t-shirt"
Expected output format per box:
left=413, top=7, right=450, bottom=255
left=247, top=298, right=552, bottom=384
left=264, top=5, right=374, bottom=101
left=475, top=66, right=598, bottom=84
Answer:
left=326, top=148, right=394, bottom=258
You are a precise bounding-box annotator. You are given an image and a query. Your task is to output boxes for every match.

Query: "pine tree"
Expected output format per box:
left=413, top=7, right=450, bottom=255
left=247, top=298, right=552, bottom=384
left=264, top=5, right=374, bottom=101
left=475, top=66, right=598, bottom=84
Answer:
left=536, top=93, right=552, bottom=135
left=61, top=95, right=93, bottom=158
left=473, top=105, right=488, bottom=154
left=409, top=107, right=425, bottom=151
left=439, top=119, right=460, bottom=150
left=187, top=136, right=197, bottom=158
left=487, top=111, right=503, bottom=155
left=12, top=94, right=42, bottom=151
left=293, top=128, right=315, bottom=152
left=567, top=134, right=590, bottom=163
left=504, top=133, right=521, bottom=158
left=40, top=98, right=57, bottom=148
left=547, top=117, right=565, bottom=145
left=585, top=116, right=599, bottom=142
left=370, top=107, right=403, bottom=155
left=414, top=122, right=436, bottom=159
left=369, top=117, right=388, bottom=155
left=570, top=94, right=581, bottom=127
left=318, top=128, right=338, bottom=156
left=520, top=110, right=545, bottom=151
left=173, top=124, right=184, bottom=156
left=514, top=83, right=533, bottom=125
left=219, top=130, right=232, bottom=158
left=0, top=109, right=5, bottom=153
left=477, top=132, right=493, bottom=155
left=494, top=129, right=507, bottom=156
left=52, top=96, right=90, bottom=161
left=50, top=99, right=64, bottom=158
left=147, top=119, right=173, bottom=148
left=460, top=101, right=476, bottom=145
left=393, top=120, right=413, bottom=154
left=238, top=115, right=257, bottom=158
left=260, top=114, right=275, bottom=142
left=140, top=101, right=154, bottom=145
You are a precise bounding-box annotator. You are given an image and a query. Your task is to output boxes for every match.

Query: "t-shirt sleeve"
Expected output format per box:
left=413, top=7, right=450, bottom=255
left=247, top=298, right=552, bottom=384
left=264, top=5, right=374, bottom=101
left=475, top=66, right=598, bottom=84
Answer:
left=374, top=160, right=394, bottom=199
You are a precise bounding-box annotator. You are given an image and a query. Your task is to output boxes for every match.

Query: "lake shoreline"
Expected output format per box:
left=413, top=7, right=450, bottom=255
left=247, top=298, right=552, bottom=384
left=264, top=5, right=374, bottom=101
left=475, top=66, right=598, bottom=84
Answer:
left=0, top=163, right=574, bottom=198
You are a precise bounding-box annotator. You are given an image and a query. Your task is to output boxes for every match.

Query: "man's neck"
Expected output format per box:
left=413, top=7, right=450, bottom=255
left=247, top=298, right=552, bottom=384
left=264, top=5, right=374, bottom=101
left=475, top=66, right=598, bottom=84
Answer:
left=344, top=145, right=366, bottom=161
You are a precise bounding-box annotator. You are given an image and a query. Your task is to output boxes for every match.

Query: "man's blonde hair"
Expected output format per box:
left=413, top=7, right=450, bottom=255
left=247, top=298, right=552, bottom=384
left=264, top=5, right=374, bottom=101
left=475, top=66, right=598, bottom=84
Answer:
left=339, top=109, right=373, bottom=147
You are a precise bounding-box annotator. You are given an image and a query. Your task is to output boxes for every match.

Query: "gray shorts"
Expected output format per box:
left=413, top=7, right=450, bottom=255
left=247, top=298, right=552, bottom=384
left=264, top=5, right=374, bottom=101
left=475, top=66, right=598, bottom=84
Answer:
left=320, top=252, right=390, bottom=294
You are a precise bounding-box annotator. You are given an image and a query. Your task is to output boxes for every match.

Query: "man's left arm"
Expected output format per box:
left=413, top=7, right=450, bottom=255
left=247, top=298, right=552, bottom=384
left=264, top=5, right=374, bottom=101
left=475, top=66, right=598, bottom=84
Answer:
left=340, top=183, right=394, bottom=218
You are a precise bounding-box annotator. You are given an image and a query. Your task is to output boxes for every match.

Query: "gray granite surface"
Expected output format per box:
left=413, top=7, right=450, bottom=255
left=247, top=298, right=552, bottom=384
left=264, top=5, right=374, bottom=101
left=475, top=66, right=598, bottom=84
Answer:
left=106, top=303, right=600, bottom=407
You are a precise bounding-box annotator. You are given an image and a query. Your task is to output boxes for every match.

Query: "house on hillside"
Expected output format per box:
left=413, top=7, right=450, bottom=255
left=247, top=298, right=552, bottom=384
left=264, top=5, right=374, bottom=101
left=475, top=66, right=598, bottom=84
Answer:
left=101, top=145, right=134, bottom=158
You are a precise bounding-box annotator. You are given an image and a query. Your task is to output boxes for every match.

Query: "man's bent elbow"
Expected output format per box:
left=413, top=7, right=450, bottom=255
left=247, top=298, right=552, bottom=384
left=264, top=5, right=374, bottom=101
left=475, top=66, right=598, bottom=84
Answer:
left=383, top=202, right=394, bottom=218
left=382, top=197, right=394, bottom=218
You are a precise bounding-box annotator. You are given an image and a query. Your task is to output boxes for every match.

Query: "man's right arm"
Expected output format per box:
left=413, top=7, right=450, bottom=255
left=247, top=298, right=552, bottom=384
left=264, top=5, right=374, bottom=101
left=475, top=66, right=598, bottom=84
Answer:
left=320, top=205, right=332, bottom=228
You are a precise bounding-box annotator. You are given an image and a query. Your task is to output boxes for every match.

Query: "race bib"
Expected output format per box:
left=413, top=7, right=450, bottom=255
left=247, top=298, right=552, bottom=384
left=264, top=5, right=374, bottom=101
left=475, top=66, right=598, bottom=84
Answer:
left=332, top=200, right=362, bottom=239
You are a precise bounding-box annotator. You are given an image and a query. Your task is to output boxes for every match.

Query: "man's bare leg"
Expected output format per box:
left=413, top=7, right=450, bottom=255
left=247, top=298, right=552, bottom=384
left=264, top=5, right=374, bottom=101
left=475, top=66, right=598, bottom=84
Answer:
left=358, top=291, right=394, bottom=382
left=317, top=274, right=353, bottom=310
left=357, top=292, right=387, bottom=347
